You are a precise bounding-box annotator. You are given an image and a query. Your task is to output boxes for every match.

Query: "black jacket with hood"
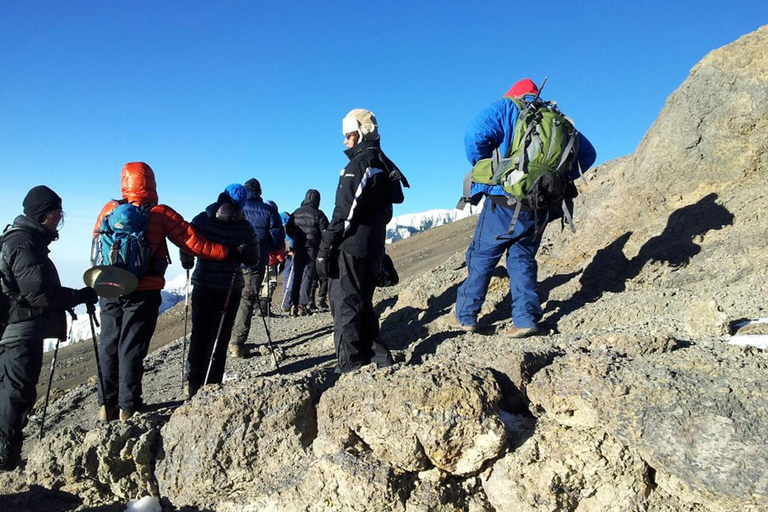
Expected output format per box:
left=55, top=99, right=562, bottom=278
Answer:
left=184, top=195, right=259, bottom=291
left=286, top=190, right=329, bottom=251
left=321, top=140, right=407, bottom=259
left=0, top=215, right=81, bottom=340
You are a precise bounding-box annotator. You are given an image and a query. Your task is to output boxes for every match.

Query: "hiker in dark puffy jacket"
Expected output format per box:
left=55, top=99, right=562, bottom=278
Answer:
left=451, top=79, right=596, bottom=338
left=0, top=186, right=98, bottom=471
left=180, top=184, right=258, bottom=398
left=286, top=189, right=329, bottom=316
left=317, top=109, right=409, bottom=373
left=230, top=179, right=284, bottom=358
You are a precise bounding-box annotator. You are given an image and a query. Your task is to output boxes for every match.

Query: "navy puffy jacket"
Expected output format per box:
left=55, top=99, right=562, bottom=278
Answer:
left=242, top=192, right=285, bottom=268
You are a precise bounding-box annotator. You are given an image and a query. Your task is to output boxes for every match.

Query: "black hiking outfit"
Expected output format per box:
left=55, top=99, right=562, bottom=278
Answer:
left=0, top=215, right=86, bottom=467
left=320, top=140, right=406, bottom=373
left=182, top=199, right=258, bottom=397
left=286, top=190, right=329, bottom=308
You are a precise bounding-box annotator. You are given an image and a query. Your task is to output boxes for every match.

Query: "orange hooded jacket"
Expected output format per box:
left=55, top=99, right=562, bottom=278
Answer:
left=93, top=162, right=229, bottom=291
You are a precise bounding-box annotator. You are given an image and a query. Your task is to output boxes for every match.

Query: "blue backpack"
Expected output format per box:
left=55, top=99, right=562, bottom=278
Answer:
left=91, top=202, right=153, bottom=277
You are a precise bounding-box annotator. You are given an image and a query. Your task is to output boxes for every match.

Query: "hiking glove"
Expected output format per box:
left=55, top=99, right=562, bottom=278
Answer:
left=316, top=248, right=338, bottom=279
left=179, top=250, right=195, bottom=270
left=77, top=287, right=99, bottom=305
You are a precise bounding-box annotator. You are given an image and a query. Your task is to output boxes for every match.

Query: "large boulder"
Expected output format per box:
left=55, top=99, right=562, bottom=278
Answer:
left=527, top=343, right=768, bottom=511
left=314, top=362, right=507, bottom=476
left=155, top=375, right=321, bottom=509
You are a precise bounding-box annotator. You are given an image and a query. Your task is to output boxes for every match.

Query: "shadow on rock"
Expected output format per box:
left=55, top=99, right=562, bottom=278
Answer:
left=546, top=193, right=734, bottom=328
left=0, top=485, right=123, bottom=511
left=381, top=283, right=460, bottom=351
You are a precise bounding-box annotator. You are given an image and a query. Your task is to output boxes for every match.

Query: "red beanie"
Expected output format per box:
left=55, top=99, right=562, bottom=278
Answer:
left=505, top=78, right=538, bottom=98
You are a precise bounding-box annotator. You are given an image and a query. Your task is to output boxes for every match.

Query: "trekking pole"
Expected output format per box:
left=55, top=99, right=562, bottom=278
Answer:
left=265, top=265, right=272, bottom=333
left=39, top=309, right=75, bottom=440
left=181, top=268, right=190, bottom=389
left=204, top=270, right=238, bottom=387
left=86, top=302, right=107, bottom=411
left=255, top=284, right=282, bottom=371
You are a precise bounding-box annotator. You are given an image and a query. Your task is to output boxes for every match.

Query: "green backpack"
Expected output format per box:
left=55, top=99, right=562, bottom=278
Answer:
left=458, top=87, right=582, bottom=235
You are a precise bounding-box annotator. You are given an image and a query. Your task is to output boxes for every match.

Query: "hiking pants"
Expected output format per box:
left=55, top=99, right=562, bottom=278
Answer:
left=455, top=200, right=545, bottom=329
left=311, top=276, right=328, bottom=307
left=0, top=325, right=44, bottom=463
left=98, top=290, right=162, bottom=412
left=330, top=251, right=393, bottom=373
left=281, top=255, right=294, bottom=310
left=186, top=286, right=241, bottom=396
left=231, top=267, right=265, bottom=347
left=291, top=246, right=318, bottom=307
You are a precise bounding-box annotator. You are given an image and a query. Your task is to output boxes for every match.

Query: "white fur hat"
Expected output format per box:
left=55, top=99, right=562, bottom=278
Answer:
left=342, top=108, right=379, bottom=141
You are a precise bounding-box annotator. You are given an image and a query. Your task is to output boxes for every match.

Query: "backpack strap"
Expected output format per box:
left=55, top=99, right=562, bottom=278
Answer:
left=561, top=199, right=576, bottom=233
left=456, top=171, right=475, bottom=210
left=555, top=131, right=578, bottom=171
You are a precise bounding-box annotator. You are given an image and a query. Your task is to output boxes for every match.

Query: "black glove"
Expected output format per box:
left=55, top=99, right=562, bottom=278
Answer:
left=226, top=244, right=248, bottom=265
left=77, top=287, right=99, bottom=305
left=180, top=250, right=195, bottom=270
left=316, top=247, right=337, bottom=279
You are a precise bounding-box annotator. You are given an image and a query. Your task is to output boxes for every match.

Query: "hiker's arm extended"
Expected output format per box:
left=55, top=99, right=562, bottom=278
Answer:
left=159, top=205, right=229, bottom=261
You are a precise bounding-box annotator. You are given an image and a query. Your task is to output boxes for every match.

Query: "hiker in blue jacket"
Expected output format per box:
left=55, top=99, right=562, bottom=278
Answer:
left=280, top=211, right=294, bottom=312
left=230, top=179, right=285, bottom=358
left=450, top=78, right=597, bottom=337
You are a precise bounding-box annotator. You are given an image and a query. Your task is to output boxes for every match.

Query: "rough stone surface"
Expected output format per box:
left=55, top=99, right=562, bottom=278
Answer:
left=155, top=375, right=322, bottom=509
left=527, top=343, right=768, bottom=511
left=314, top=362, right=506, bottom=476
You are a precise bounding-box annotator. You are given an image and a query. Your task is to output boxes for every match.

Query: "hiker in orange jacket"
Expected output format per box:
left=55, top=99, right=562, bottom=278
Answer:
left=93, top=162, right=231, bottom=423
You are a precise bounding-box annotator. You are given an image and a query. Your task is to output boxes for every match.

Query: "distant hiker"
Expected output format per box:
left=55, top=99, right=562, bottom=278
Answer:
left=280, top=211, right=294, bottom=312
left=262, top=200, right=286, bottom=309
left=285, top=189, right=329, bottom=316
left=317, top=109, right=409, bottom=373
left=0, top=186, right=98, bottom=470
left=452, top=79, right=597, bottom=337
left=180, top=184, right=258, bottom=398
left=229, top=179, right=285, bottom=358
left=93, top=162, right=231, bottom=423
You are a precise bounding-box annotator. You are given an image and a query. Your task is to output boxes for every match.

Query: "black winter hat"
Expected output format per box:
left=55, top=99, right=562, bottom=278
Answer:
left=244, top=178, right=261, bottom=196
left=23, top=185, right=62, bottom=222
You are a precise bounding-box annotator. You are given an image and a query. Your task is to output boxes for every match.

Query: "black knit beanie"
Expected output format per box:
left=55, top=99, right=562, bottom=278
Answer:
left=23, top=185, right=62, bottom=222
left=244, top=178, right=261, bottom=196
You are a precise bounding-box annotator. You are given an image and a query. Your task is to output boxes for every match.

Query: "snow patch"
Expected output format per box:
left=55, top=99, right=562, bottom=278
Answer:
left=125, top=496, right=162, bottom=512
left=386, top=203, right=481, bottom=244
left=729, top=335, right=768, bottom=350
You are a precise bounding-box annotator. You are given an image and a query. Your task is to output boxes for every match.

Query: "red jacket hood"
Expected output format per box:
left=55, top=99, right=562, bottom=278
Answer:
left=121, top=162, right=159, bottom=205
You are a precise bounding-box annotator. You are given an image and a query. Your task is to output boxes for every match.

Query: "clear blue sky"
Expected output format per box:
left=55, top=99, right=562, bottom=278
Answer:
left=1, top=1, right=766, bottom=287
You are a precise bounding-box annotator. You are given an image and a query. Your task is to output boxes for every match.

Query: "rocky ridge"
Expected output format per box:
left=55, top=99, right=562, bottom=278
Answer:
left=1, top=25, right=767, bottom=512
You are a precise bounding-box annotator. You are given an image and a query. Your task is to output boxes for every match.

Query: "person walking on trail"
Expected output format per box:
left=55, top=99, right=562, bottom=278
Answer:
left=261, top=200, right=286, bottom=309
left=180, top=184, right=258, bottom=398
left=229, top=179, right=284, bottom=358
left=0, top=186, right=98, bottom=471
left=93, top=162, right=231, bottom=423
left=280, top=211, right=294, bottom=312
left=450, top=79, right=597, bottom=337
left=317, top=109, right=409, bottom=374
left=285, top=189, right=329, bottom=316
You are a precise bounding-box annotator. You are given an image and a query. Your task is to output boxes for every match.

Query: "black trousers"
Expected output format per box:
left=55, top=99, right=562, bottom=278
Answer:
left=330, top=251, right=393, bottom=373
left=99, top=290, right=162, bottom=412
left=291, top=246, right=318, bottom=307
left=0, top=325, right=44, bottom=462
left=231, top=267, right=265, bottom=347
left=186, top=286, right=241, bottom=397
left=311, top=276, right=329, bottom=306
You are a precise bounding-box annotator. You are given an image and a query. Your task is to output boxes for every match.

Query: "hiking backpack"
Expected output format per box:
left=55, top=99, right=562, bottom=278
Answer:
left=0, top=226, right=20, bottom=331
left=460, top=86, right=582, bottom=233
left=91, top=202, right=154, bottom=277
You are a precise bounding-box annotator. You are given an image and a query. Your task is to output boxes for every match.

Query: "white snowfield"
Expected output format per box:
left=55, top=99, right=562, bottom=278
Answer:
left=385, top=203, right=482, bottom=244
left=728, top=318, right=768, bottom=350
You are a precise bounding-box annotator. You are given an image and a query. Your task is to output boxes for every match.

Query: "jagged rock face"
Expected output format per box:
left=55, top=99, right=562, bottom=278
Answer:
left=155, top=376, right=322, bottom=509
left=25, top=418, right=161, bottom=503
left=526, top=343, right=768, bottom=511
left=314, top=362, right=507, bottom=476
left=483, top=417, right=653, bottom=512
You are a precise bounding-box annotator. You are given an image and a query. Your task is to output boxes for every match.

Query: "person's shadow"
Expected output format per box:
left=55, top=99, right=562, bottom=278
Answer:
left=545, top=193, right=734, bottom=328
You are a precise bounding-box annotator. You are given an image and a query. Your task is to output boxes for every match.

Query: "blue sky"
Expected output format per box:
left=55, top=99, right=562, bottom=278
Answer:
left=1, top=1, right=766, bottom=287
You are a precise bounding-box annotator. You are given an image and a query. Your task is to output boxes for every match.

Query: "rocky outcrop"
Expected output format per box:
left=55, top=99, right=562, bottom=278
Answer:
left=314, top=362, right=507, bottom=476
left=526, top=343, right=768, bottom=510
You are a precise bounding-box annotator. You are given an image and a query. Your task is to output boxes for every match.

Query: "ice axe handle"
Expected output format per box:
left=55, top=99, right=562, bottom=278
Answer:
left=86, top=303, right=100, bottom=327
